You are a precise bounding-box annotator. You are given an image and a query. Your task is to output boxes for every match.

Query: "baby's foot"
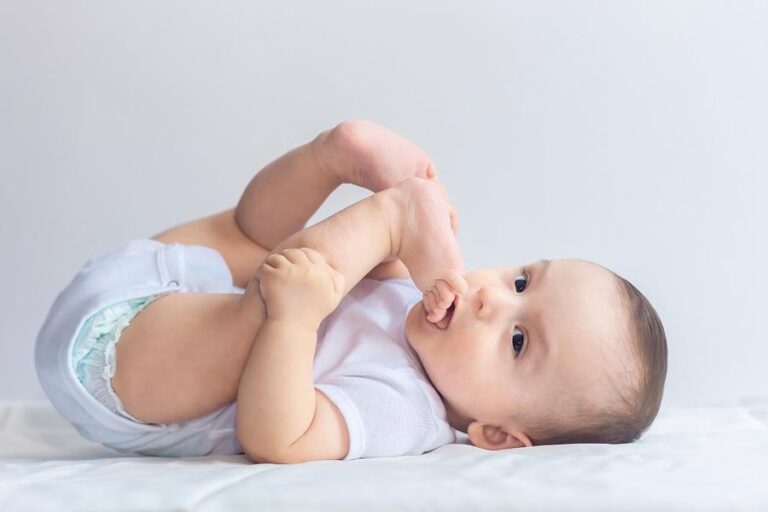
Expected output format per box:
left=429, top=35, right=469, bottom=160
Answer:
left=322, top=120, right=437, bottom=192
left=390, top=178, right=467, bottom=322
left=423, top=279, right=460, bottom=327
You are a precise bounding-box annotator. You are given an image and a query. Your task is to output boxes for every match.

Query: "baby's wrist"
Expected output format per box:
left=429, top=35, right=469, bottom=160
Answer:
left=261, top=316, right=320, bottom=339
left=262, top=297, right=331, bottom=332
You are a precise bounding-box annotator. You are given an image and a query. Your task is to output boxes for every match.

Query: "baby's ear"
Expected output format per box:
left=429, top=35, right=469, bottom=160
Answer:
left=467, top=421, right=533, bottom=450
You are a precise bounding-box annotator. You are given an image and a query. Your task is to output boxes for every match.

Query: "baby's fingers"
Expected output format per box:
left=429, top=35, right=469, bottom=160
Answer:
left=280, top=247, right=310, bottom=264
left=300, top=247, right=326, bottom=264
left=263, top=253, right=289, bottom=269
left=329, top=266, right=346, bottom=296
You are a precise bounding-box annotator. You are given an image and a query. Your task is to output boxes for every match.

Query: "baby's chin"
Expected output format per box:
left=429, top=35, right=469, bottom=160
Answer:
left=404, top=301, right=444, bottom=385
left=405, top=300, right=441, bottom=356
left=404, top=301, right=424, bottom=349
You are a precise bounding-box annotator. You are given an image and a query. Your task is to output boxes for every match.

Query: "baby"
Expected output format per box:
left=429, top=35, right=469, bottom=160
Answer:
left=35, top=120, right=668, bottom=464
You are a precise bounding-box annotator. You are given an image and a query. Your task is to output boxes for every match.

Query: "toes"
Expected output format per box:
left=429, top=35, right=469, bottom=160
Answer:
left=427, top=290, right=443, bottom=321
left=426, top=163, right=438, bottom=180
left=448, top=205, right=459, bottom=235
left=431, top=284, right=444, bottom=306
left=445, top=273, right=469, bottom=295
left=426, top=289, right=438, bottom=319
left=423, top=295, right=433, bottom=320
left=435, top=281, right=453, bottom=307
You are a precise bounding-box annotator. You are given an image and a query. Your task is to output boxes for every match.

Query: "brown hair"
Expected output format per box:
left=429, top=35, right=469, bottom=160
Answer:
left=525, top=273, right=668, bottom=445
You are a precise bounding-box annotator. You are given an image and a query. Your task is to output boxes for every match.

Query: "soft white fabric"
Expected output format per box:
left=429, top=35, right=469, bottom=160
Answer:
left=313, top=278, right=457, bottom=460
left=35, top=239, right=245, bottom=457
left=2, top=398, right=768, bottom=511
left=70, top=294, right=166, bottom=424
left=34, top=239, right=455, bottom=459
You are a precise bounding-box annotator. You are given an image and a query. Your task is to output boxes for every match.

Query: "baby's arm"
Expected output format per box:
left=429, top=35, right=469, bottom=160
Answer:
left=236, top=178, right=464, bottom=463
left=237, top=248, right=345, bottom=463
left=236, top=190, right=395, bottom=463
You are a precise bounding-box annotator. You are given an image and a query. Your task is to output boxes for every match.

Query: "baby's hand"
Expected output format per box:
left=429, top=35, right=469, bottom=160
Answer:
left=322, top=120, right=438, bottom=192
left=254, top=248, right=345, bottom=330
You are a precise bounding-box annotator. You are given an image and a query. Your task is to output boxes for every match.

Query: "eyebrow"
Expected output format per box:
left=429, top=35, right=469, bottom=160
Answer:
left=529, top=259, right=552, bottom=368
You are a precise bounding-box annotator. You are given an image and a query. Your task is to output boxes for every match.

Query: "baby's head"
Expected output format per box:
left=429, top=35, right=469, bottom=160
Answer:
left=404, top=258, right=667, bottom=449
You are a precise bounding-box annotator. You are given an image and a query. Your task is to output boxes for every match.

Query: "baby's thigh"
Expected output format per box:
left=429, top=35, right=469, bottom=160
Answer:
left=111, top=291, right=262, bottom=425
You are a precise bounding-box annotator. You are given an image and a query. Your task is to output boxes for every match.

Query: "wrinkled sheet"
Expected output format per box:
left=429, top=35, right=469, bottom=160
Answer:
left=1, top=397, right=767, bottom=511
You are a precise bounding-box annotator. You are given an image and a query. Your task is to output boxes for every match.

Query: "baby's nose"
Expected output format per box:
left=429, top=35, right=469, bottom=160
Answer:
left=475, top=285, right=512, bottom=319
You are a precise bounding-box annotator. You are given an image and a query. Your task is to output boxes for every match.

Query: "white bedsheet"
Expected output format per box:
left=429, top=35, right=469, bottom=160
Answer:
left=1, top=396, right=767, bottom=511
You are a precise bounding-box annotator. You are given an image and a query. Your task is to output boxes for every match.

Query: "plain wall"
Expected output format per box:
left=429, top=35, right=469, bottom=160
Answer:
left=2, top=1, right=766, bottom=408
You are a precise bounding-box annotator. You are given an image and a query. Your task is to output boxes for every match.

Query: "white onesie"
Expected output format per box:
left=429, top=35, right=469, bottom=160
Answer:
left=35, top=239, right=457, bottom=459
left=314, top=277, right=457, bottom=459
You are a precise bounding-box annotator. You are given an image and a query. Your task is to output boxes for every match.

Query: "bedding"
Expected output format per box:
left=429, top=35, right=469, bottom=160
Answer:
left=1, top=396, right=767, bottom=511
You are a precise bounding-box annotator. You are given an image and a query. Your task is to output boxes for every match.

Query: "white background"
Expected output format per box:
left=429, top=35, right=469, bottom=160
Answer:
left=2, top=1, right=766, bottom=407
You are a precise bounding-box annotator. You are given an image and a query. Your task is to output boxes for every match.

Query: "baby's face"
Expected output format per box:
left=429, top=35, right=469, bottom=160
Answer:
left=404, top=258, right=628, bottom=443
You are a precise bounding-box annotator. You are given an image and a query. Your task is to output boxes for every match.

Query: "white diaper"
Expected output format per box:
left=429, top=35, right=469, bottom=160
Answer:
left=35, top=238, right=245, bottom=457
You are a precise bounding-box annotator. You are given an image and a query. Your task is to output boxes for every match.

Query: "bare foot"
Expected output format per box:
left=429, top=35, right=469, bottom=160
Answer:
left=388, top=178, right=467, bottom=323
left=321, top=120, right=438, bottom=192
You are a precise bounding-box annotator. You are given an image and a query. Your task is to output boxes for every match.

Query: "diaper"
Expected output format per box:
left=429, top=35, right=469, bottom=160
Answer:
left=70, top=293, right=166, bottom=425
left=35, top=238, right=245, bottom=457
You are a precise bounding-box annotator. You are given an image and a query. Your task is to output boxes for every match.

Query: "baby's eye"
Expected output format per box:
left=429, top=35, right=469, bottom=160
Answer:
left=514, top=268, right=529, bottom=293
left=511, top=327, right=525, bottom=356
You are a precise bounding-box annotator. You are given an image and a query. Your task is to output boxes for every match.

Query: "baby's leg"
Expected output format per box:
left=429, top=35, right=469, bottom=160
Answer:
left=264, top=188, right=400, bottom=298
left=234, top=125, right=406, bottom=281
left=114, top=129, right=420, bottom=426
left=235, top=179, right=463, bottom=456
left=393, top=179, right=465, bottom=291
left=247, top=177, right=461, bottom=313
left=235, top=129, right=340, bottom=251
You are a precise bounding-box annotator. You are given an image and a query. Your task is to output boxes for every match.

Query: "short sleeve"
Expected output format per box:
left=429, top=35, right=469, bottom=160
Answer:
left=315, top=367, right=453, bottom=460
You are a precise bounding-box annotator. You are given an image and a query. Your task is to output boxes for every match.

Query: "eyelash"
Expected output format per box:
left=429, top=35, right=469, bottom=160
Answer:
left=511, top=267, right=529, bottom=357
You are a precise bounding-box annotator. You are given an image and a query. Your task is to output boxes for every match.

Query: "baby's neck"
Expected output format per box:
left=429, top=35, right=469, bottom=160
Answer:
left=403, top=302, right=471, bottom=432
left=443, top=398, right=470, bottom=432
left=422, top=368, right=470, bottom=431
